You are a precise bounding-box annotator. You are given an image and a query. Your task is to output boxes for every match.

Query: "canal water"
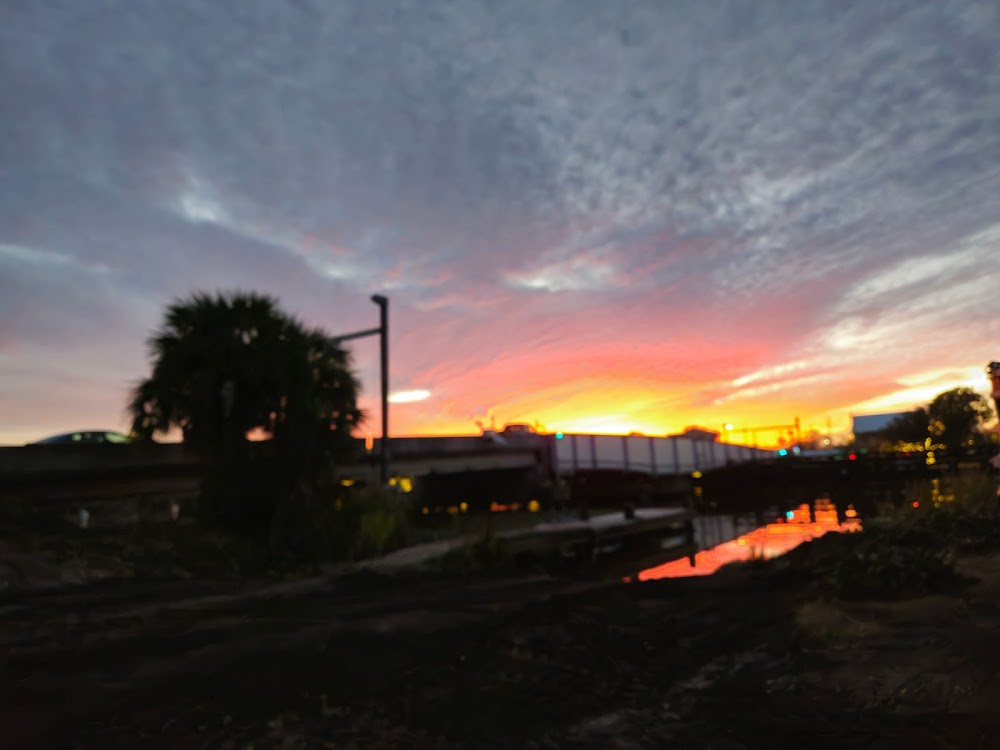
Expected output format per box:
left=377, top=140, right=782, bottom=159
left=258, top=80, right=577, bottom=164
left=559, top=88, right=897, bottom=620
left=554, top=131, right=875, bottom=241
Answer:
left=640, top=499, right=862, bottom=581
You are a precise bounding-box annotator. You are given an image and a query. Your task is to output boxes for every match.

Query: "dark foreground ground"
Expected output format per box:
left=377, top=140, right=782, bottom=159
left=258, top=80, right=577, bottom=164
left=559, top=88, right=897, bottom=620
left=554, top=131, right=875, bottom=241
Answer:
left=3, top=534, right=1000, bottom=750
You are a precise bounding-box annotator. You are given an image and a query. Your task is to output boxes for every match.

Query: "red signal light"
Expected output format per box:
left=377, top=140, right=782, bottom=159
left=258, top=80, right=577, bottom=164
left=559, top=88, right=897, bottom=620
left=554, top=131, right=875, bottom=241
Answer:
left=848, top=453, right=857, bottom=461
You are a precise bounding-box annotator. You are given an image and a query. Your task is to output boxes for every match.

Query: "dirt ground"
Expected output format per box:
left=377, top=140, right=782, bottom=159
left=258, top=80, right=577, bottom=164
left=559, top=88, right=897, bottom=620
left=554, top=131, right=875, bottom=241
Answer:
left=3, top=535, right=1000, bottom=750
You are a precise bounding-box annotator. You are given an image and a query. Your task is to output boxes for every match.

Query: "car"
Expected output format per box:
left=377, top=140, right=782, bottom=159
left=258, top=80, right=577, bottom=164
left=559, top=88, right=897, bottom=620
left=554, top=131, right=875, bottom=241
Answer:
left=29, top=430, right=133, bottom=446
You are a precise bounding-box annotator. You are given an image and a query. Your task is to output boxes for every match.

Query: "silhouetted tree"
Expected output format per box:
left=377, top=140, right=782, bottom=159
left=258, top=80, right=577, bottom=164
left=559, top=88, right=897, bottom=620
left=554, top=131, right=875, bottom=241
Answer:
left=128, top=291, right=363, bottom=540
left=928, top=387, right=993, bottom=457
left=882, top=407, right=931, bottom=446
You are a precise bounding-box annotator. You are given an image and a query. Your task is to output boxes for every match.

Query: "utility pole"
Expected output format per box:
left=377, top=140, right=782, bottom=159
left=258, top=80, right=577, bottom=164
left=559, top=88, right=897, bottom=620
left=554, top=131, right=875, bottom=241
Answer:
left=989, top=362, right=1000, bottom=424
left=988, top=362, right=1000, bottom=494
left=372, top=294, right=389, bottom=486
left=332, top=295, right=390, bottom=486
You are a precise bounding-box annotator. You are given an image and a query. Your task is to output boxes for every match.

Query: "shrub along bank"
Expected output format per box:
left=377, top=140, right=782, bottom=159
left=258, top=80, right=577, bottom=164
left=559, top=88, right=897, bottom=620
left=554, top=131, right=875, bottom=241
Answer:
left=784, top=470, right=999, bottom=600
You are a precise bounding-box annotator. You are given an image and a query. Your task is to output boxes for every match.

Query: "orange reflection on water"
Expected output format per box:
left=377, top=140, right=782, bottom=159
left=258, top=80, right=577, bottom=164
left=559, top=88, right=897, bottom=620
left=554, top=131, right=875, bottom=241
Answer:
left=639, top=501, right=862, bottom=581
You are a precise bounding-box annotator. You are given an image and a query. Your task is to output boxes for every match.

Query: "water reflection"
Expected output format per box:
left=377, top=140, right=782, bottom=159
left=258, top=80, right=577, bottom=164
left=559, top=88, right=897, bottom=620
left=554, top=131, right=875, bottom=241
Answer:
left=639, top=500, right=862, bottom=581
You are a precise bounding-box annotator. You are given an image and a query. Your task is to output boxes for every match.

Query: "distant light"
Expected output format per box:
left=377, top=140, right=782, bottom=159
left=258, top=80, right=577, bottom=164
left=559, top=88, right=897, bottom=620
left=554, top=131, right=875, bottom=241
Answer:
left=848, top=453, right=857, bottom=461
left=786, top=511, right=795, bottom=520
left=555, top=432, right=564, bottom=439
left=387, top=389, right=431, bottom=404
left=823, top=438, right=831, bottom=445
left=459, top=501, right=468, bottom=512
left=912, top=501, right=920, bottom=508
left=778, top=449, right=788, bottom=456
left=692, top=470, right=703, bottom=479
left=724, top=424, right=734, bottom=431
left=528, top=499, right=541, bottom=513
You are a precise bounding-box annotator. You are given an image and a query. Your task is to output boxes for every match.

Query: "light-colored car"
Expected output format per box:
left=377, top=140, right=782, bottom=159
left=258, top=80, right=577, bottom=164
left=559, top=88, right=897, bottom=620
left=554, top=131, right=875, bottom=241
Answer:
left=29, top=430, right=132, bottom=446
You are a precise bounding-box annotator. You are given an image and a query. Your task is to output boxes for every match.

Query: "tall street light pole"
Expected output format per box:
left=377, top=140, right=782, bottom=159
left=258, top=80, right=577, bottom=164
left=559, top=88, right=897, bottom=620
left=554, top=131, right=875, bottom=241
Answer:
left=331, top=295, right=390, bottom=486
left=988, top=362, right=1000, bottom=494
left=372, top=295, right=389, bottom=486
left=989, top=362, right=1000, bottom=424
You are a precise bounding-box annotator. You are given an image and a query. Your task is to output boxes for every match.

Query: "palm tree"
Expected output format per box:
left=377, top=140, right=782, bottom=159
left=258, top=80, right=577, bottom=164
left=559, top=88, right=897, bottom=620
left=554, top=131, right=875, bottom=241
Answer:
left=129, top=291, right=363, bottom=533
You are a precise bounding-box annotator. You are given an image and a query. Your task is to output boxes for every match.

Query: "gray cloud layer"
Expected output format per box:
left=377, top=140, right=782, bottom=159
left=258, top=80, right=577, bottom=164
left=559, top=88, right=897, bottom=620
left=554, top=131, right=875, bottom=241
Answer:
left=2, top=0, right=999, bottom=437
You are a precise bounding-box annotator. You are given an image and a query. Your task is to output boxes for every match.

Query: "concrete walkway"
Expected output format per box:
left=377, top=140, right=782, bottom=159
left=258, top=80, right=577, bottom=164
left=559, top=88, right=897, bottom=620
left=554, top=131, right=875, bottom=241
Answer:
left=363, top=507, right=693, bottom=571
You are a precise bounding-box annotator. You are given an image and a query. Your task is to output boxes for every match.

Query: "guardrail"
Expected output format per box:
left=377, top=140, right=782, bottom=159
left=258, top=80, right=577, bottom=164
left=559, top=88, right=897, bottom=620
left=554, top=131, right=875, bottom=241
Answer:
left=0, top=443, right=196, bottom=481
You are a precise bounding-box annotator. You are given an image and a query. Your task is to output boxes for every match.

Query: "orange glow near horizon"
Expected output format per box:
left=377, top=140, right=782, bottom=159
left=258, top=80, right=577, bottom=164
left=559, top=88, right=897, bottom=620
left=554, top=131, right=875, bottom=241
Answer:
left=367, top=395, right=856, bottom=447
left=365, top=364, right=995, bottom=448
left=5, top=352, right=993, bottom=448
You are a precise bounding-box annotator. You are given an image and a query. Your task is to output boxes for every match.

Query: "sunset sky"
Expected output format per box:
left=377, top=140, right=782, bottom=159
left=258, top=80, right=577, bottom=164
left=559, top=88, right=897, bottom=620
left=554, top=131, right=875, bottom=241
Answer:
left=2, top=1, right=999, bottom=445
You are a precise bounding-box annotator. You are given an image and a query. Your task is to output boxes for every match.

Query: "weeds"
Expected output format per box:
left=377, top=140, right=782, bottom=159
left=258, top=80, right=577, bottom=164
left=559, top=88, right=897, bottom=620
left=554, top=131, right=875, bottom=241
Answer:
left=822, top=539, right=966, bottom=600
left=434, top=533, right=512, bottom=576
left=277, top=486, right=412, bottom=564
left=1, top=485, right=415, bottom=587
left=876, top=472, right=1000, bottom=554
left=789, top=470, right=998, bottom=600
left=795, top=599, right=878, bottom=643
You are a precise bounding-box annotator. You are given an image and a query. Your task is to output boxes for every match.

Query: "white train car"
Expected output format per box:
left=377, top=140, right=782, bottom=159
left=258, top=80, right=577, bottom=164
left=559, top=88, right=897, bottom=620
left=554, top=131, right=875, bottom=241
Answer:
left=552, top=433, right=771, bottom=476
